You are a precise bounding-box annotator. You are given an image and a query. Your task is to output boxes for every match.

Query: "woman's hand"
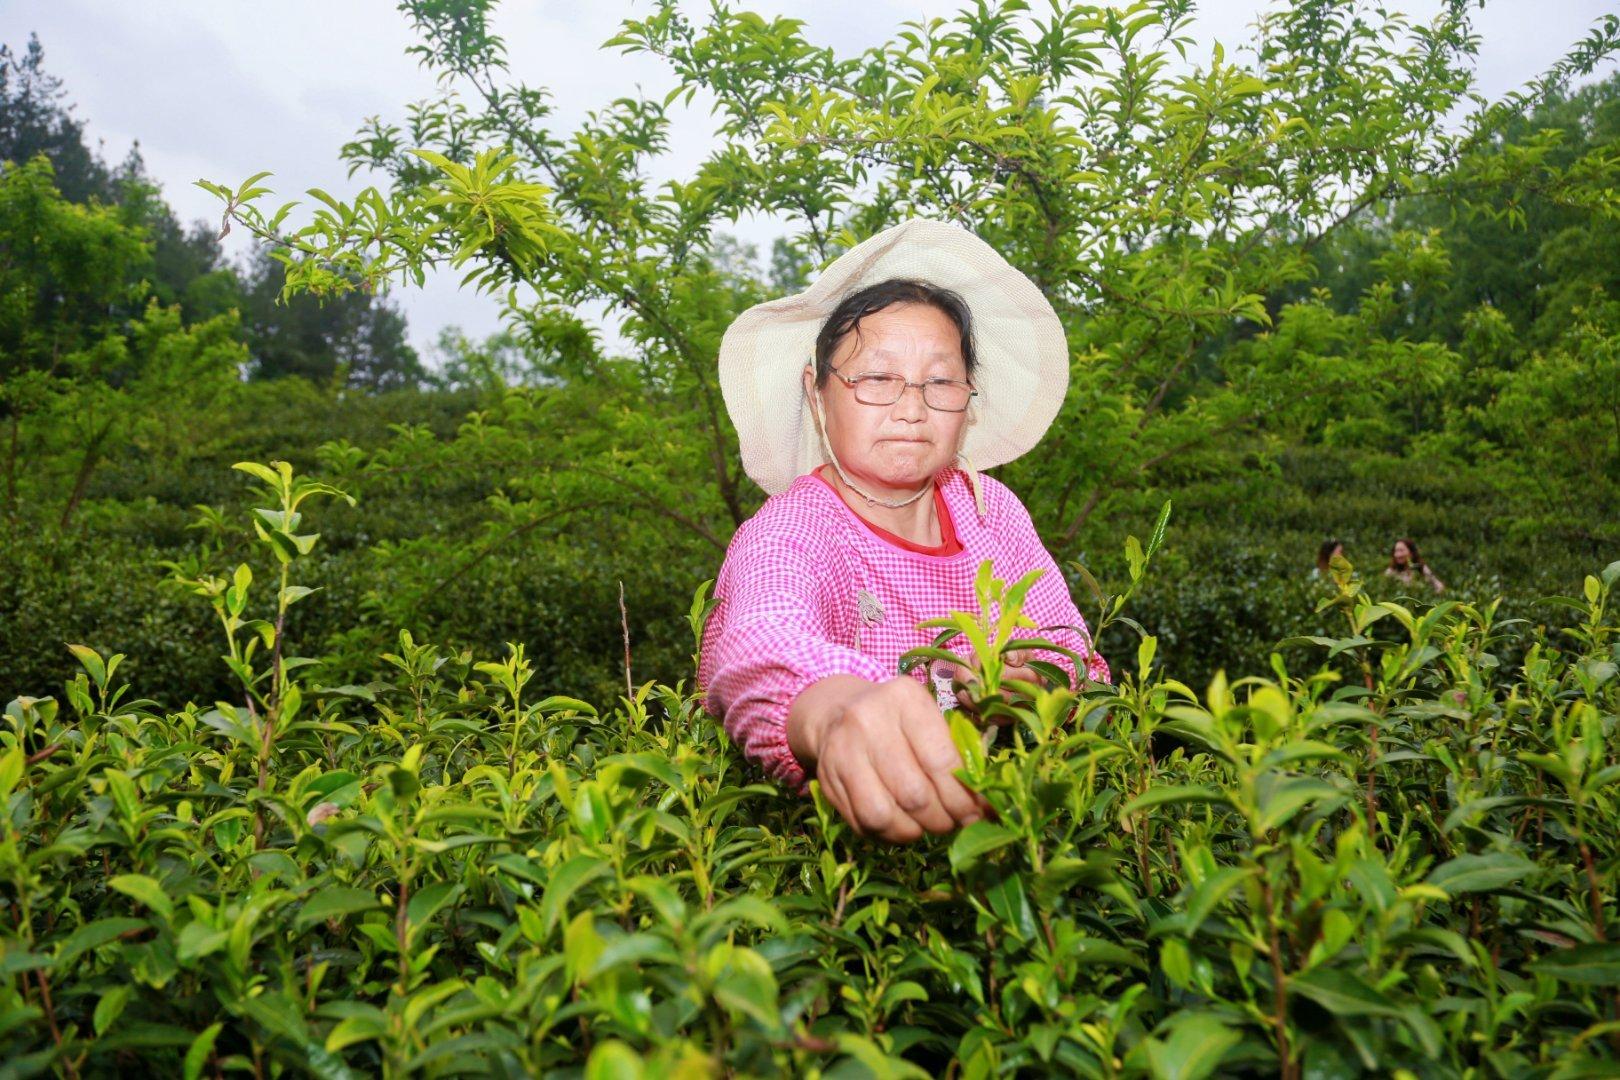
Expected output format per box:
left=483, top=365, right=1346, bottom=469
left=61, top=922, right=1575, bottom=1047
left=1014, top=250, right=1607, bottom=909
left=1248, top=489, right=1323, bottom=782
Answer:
left=787, top=674, right=987, bottom=843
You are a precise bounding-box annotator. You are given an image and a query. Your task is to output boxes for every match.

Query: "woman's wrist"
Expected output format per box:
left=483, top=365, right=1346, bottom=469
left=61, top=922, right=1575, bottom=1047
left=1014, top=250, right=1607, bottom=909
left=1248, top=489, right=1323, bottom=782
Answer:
left=786, top=674, right=869, bottom=771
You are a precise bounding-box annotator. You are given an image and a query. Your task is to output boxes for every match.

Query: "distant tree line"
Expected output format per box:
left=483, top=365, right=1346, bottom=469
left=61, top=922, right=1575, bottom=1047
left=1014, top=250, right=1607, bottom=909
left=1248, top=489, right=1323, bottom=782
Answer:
left=0, top=33, right=427, bottom=391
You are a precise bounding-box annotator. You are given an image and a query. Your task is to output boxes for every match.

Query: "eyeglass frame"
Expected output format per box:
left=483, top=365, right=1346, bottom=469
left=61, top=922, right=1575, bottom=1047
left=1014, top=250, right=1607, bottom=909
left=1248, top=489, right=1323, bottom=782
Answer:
left=823, top=363, right=979, bottom=413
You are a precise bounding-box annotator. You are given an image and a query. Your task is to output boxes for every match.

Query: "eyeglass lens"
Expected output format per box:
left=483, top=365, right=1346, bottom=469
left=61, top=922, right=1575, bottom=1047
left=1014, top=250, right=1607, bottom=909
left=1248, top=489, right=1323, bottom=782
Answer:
left=852, top=374, right=973, bottom=411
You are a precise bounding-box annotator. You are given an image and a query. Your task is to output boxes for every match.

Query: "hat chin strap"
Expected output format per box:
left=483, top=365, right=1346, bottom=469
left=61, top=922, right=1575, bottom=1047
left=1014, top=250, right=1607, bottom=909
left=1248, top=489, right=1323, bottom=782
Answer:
left=956, top=448, right=988, bottom=521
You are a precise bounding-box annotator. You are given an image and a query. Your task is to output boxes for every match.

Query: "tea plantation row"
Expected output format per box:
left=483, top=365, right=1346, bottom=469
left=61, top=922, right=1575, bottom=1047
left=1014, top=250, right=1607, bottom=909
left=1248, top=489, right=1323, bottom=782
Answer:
left=1, top=462, right=1616, bottom=1077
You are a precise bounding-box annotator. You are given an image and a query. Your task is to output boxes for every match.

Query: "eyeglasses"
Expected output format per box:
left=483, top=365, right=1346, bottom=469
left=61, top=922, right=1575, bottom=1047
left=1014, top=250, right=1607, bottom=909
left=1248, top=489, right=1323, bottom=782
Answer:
left=827, top=367, right=978, bottom=412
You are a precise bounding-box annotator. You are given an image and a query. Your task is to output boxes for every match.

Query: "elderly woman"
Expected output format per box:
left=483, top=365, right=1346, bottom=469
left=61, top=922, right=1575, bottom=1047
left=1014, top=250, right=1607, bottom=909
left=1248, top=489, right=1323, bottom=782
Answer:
left=698, top=219, right=1109, bottom=844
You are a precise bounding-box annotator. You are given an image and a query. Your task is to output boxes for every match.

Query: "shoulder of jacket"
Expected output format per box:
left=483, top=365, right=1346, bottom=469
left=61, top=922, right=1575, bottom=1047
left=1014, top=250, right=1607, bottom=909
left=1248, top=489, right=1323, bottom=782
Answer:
left=730, top=476, right=843, bottom=559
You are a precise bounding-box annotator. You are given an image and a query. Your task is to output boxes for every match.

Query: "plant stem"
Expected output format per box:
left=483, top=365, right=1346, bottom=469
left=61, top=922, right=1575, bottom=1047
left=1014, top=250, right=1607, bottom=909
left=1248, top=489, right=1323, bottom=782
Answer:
left=1259, top=878, right=1295, bottom=1080
left=270, top=560, right=290, bottom=705
left=1580, top=837, right=1606, bottom=941
left=58, top=417, right=113, bottom=529
left=5, top=409, right=18, bottom=520
left=619, top=580, right=633, bottom=700
left=395, top=871, right=412, bottom=996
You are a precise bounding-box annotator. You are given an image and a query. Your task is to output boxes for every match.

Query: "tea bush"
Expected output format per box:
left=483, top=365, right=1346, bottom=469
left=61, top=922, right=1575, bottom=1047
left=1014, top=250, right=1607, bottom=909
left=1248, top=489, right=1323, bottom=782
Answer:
left=3, top=461, right=1617, bottom=1078
left=5, top=384, right=1601, bottom=709
left=1105, top=542, right=1551, bottom=694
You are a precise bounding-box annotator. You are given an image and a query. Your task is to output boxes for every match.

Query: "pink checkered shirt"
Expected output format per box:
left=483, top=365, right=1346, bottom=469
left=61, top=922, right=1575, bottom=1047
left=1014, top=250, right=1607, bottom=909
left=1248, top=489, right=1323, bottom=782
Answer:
left=697, top=466, right=1110, bottom=792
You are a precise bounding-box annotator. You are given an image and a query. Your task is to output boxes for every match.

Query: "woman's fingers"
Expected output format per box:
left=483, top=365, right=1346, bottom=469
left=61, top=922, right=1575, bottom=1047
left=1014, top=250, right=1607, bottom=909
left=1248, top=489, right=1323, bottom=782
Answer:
left=884, top=714, right=970, bottom=833
left=828, top=750, right=908, bottom=839
left=816, top=759, right=857, bottom=833
left=897, top=693, right=985, bottom=827
left=815, top=676, right=994, bottom=844
left=869, top=734, right=957, bottom=835
left=872, top=682, right=970, bottom=836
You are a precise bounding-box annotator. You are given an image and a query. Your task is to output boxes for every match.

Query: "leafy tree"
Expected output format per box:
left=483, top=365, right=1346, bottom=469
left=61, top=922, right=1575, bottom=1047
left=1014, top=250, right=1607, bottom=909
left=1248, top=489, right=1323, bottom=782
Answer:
left=1468, top=303, right=1620, bottom=546
left=2, top=33, right=429, bottom=393
left=46, top=301, right=249, bottom=527
left=0, top=155, right=249, bottom=524
left=1286, top=71, right=1620, bottom=561
left=0, top=156, right=148, bottom=377
left=0, top=156, right=148, bottom=513
left=0, top=33, right=110, bottom=204
left=0, top=36, right=243, bottom=325
left=1315, top=71, right=1620, bottom=350
left=428, top=325, right=561, bottom=391
left=236, top=246, right=428, bottom=391
left=205, top=0, right=1620, bottom=562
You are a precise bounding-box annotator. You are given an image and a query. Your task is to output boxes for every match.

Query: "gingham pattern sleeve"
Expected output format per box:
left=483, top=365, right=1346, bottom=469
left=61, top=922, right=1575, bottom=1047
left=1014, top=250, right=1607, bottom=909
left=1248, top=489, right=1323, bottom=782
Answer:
left=698, top=516, right=888, bottom=792
left=983, top=478, right=1112, bottom=690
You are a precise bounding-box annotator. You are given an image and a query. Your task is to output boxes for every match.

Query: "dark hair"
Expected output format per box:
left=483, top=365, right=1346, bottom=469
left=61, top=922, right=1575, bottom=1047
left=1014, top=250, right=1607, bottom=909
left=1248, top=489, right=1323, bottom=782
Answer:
left=1387, top=537, right=1425, bottom=571
left=812, top=278, right=977, bottom=388
left=1316, top=538, right=1343, bottom=574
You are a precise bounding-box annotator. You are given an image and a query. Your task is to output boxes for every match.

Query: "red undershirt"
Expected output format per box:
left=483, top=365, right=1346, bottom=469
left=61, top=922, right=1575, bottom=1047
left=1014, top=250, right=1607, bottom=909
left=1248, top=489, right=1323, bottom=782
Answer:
left=812, top=464, right=963, bottom=556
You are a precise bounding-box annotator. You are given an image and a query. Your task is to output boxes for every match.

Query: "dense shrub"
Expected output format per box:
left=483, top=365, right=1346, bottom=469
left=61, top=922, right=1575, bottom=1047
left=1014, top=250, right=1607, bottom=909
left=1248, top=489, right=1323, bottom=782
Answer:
left=0, top=530, right=222, bottom=707
left=2, top=382, right=701, bottom=708
left=3, top=461, right=1617, bottom=1077
left=1103, top=539, right=1551, bottom=692
left=8, top=391, right=1598, bottom=714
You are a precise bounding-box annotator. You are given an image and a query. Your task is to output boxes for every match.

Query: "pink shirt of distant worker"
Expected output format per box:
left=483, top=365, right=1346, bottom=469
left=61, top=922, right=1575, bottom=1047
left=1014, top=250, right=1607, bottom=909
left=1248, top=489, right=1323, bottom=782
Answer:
left=698, top=465, right=1110, bottom=792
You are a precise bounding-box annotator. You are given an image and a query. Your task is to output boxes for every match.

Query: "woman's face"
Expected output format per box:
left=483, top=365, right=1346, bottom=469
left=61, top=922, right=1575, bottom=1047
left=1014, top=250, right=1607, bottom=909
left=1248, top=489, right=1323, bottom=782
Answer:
left=1392, top=541, right=1411, bottom=565
left=803, top=302, right=971, bottom=493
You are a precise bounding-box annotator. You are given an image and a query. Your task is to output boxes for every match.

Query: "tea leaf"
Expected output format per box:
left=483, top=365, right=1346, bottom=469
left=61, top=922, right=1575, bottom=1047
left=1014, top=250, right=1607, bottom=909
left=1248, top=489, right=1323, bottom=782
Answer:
left=93, top=985, right=133, bottom=1036
left=1145, top=1010, right=1240, bottom=1080
left=1530, top=944, right=1620, bottom=986
left=325, top=1011, right=388, bottom=1053
left=584, top=1040, right=646, bottom=1080
left=1289, top=968, right=1402, bottom=1017
left=541, top=855, right=610, bottom=934
left=948, top=821, right=1019, bottom=873
left=183, top=1023, right=223, bottom=1080
left=1123, top=785, right=1231, bottom=815
left=55, top=917, right=148, bottom=970
left=295, top=888, right=382, bottom=930
left=109, top=874, right=175, bottom=921
left=1426, top=852, right=1536, bottom=896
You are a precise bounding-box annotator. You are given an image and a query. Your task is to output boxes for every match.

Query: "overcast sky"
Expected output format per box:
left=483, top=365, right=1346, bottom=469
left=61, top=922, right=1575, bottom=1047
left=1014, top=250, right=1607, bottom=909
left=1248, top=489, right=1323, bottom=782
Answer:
left=4, top=1, right=1615, bottom=363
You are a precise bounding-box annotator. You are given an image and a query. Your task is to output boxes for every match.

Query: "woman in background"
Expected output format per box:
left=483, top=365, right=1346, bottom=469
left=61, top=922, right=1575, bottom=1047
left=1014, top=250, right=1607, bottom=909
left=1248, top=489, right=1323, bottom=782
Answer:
left=1385, top=537, right=1445, bottom=593
left=1312, top=538, right=1345, bottom=580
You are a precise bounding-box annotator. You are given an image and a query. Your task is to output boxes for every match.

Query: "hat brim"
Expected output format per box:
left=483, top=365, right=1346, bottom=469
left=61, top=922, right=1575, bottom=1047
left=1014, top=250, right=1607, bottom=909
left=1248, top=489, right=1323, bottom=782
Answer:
left=719, top=218, right=1069, bottom=496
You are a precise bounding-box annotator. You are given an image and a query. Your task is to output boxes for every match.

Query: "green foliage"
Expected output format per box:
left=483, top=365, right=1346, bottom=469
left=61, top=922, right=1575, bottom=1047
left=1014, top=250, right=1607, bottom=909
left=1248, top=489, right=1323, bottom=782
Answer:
left=0, top=156, right=150, bottom=380
left=0, top=34, right=426, bottom=395
left=0, top=379, right=710, bottom=712
left=0, top=35, right=111, bottom=205
left=0, top=381, right=1599, bottom=734
left=234, top=247, right=427, bottom=391
left=3, top=459, right=1618, bottom=1076
left=6, top=9, right=1620, bottom=1071
left=203, top=0, right=1620, bottom=548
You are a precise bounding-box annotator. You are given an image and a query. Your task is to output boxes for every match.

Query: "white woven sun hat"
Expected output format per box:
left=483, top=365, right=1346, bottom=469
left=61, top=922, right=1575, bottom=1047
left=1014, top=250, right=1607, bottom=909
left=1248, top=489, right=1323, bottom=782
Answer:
left=717, top=218, right=1069, bottom=511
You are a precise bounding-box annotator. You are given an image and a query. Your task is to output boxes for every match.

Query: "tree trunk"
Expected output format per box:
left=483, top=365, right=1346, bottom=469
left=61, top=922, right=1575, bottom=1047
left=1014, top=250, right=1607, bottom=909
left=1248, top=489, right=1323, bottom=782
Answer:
left=59, top=420, right=114, bottom=530
left=4, top=407, right=18, bottom=520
